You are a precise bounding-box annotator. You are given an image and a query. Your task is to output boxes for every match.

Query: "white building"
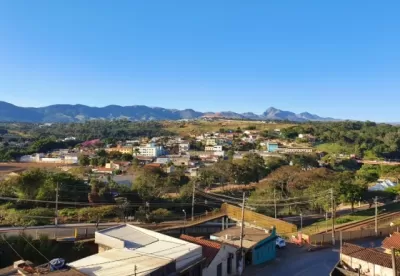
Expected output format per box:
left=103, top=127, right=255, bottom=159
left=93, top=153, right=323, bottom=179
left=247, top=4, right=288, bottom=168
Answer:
left=179, top=142, right=190, bottom=153
left=205, top=145, right=223, bottom=152
left=70, top=224, right=203, bottom=276
left=134, top=143, right=164, bottom=157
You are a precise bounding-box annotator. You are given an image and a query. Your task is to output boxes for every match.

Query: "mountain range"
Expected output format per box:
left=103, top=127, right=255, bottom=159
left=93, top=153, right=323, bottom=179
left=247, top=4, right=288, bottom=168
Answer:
left=0, top=101, right=337, bottom=123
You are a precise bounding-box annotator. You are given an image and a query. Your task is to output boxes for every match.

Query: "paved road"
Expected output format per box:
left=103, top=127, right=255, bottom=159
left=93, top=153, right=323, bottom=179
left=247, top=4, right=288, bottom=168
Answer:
left=244, top=237, right=385, bottom=276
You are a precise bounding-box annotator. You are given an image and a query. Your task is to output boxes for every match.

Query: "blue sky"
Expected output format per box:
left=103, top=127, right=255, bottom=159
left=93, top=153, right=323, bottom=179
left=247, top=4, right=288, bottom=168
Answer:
left=0, top=0, right=399, bottom=121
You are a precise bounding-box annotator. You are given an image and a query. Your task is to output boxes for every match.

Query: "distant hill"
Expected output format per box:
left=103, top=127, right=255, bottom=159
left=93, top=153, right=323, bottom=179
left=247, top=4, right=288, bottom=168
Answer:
left=0, top=101, right=337, bottom=122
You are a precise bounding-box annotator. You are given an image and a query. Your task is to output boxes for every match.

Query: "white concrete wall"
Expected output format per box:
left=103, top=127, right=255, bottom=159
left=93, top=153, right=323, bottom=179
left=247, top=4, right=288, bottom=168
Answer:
left=95, top=232, right=125, bottom=249
left=204, top=245, right=237, bottom=276
left=341, top=254, right=393, bottom=276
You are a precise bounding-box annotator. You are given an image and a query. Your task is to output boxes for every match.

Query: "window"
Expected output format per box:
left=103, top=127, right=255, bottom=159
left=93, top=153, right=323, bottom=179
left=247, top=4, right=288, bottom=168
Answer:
left=217, top=263, right=222, bottom=276
left=227, top=255, right=232, bottom=274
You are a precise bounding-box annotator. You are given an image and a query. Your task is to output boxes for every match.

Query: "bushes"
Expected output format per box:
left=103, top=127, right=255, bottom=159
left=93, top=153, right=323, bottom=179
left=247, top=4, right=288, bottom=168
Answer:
left=335, top=217, right=353, bottom=224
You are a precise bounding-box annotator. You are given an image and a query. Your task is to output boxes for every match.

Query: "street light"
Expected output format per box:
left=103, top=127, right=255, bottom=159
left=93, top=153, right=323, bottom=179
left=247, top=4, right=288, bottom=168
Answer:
left=182, top=209, right=187, bottom=225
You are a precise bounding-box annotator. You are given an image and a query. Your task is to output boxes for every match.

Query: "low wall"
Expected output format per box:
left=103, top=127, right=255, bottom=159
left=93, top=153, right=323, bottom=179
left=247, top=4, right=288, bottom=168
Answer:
left=308, top=226, right=394, bottom=245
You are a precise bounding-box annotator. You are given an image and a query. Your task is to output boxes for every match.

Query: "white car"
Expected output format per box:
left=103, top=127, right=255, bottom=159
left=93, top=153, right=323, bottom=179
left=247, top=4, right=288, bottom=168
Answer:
left=276, top=237, right=286, bottom=249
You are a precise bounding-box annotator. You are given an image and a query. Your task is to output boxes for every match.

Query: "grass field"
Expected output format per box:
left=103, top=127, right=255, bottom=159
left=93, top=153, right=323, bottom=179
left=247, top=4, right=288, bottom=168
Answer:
left=163, top=120, right=295, bottom=136
left=315, top=143, right=355, bottom=154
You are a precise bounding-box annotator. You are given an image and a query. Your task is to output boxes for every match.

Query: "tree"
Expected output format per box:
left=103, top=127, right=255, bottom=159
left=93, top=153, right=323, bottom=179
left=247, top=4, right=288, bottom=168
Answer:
left=78, top=155, right=90, bottom=166
left=339, top=181, right=365, bottom=212
left=108, top=151, right=123, bottom=160
left=290, top=154, right=319, bottom=169
left=356, top=165, right=380, bottom=184
left=121, top=153, right=133, bottom=162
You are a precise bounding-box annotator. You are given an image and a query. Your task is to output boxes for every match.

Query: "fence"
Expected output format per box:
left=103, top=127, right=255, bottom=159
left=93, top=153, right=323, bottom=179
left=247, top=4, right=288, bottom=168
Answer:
left=306, top=226, right=396, bottom=245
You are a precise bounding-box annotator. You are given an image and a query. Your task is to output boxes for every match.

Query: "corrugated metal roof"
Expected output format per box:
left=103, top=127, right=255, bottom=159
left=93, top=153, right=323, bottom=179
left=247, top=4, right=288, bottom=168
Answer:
left=99, top=225, right=158, bottom=249
left=70, top=248, right=172, bottom=276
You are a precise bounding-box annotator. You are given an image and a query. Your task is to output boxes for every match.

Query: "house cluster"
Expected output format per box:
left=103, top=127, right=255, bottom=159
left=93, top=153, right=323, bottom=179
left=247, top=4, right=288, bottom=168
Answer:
left=334, top=233, right=400, bottom=275
left=66, top=221, right=279, bottom=276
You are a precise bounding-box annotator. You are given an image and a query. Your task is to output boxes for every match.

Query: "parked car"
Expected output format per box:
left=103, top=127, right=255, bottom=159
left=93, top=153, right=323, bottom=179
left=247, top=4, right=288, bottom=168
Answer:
left=276, top=236, right=286, bottom=248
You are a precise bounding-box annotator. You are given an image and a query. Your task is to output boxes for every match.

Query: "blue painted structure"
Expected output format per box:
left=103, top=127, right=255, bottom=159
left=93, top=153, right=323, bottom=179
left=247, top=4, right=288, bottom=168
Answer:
left=252, top=227, right=277, bottom=265
left=267, top=142, right=279, bottom=152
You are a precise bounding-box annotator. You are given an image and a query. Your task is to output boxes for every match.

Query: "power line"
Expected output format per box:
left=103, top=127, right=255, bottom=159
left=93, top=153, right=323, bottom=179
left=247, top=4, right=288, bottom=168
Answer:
left=19, top=232, right=50, bottom=263
left=1, top=235, right=25, bottom=260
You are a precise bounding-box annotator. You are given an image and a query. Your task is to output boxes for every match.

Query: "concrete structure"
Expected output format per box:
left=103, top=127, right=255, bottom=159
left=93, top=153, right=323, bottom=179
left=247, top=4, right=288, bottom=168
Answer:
left=267, top=142, right=279, bottom=153
left=205, top=145, right=223, bottom=152
left=19, top=153, right=78, bottom=164
left=340, top=242, right=400, bottom=276
left=135, top=143, right=164, bottom=157
left=155, top=157, right=170, bottom=164
left=210, top=226, right=277, bottom=266
left=181, top=234, right=239, bottom=276
left=369, top=179, right=397, bottom=191
left=277, top=147, right=313, bottom=154
left=83, top=224, right=203, bottom=274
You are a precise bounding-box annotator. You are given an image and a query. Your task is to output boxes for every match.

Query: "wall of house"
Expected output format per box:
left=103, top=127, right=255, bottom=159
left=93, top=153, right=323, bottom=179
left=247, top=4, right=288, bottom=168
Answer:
left=252, top=238, right=276, bottom=265
left=340, top=254, right=393, bottom=276
left=203, top=245, right=238, bottom=276
left=95, top=232, right=125, bottom=249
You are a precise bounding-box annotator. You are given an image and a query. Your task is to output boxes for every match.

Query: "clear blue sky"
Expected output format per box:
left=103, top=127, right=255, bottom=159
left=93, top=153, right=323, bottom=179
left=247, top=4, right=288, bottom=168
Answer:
left=0, top=0, right=399, bottom=121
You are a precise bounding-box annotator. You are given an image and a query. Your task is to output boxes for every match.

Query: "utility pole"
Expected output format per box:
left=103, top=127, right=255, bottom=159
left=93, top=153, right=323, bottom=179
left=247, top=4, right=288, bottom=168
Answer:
left=134, top=265, right=137, bottom=276
left=325, top=212, right=328, bottom=233
left=274, top=188, right=277, bottom=219
left=55, top=182, right=59, bottom=226
left=391, top=248, right=397, bottom=276
left=239, top=191, right=246, bottom=275
left=375, top=196, right=378, bottom=236
left=331, top=188, right=335, bottom=245
left=191, top=182, right=195, bottom=221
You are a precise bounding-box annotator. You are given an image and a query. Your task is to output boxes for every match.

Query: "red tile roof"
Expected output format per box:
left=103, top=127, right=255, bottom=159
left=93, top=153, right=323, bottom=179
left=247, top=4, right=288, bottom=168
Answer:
left=341, top=243, right=400, bottom=269
left=180, top=235, right=222, bottom=267
left=382, top=232, right=400, bottom=249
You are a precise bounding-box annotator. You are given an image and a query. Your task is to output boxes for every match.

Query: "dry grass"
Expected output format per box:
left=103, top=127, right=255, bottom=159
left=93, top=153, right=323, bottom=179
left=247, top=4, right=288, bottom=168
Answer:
left=0, top=162, right=67, bottom=174
left=162, top=120, right=294, bottom=136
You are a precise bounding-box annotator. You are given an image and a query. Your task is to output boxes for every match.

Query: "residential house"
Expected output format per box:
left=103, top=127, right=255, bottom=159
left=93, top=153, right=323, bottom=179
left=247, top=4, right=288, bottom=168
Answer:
left=179, top=142, right=190, bottom=153
left=91, top=167, right=114, bottom=174
left=168, top=155, right=190, bottom=166
left=382, top=232, right=400, bottom=253
left=180, top=234, right=239, bottom=276
left=211, top=226, right=277, bottom=268
left=105, top=145, right=133, bottom=155
left=205, top=138, right=218, bottom=146
left=340, top=242, right=400, bottom=276
left=70, top=224, right=204, bottom=276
